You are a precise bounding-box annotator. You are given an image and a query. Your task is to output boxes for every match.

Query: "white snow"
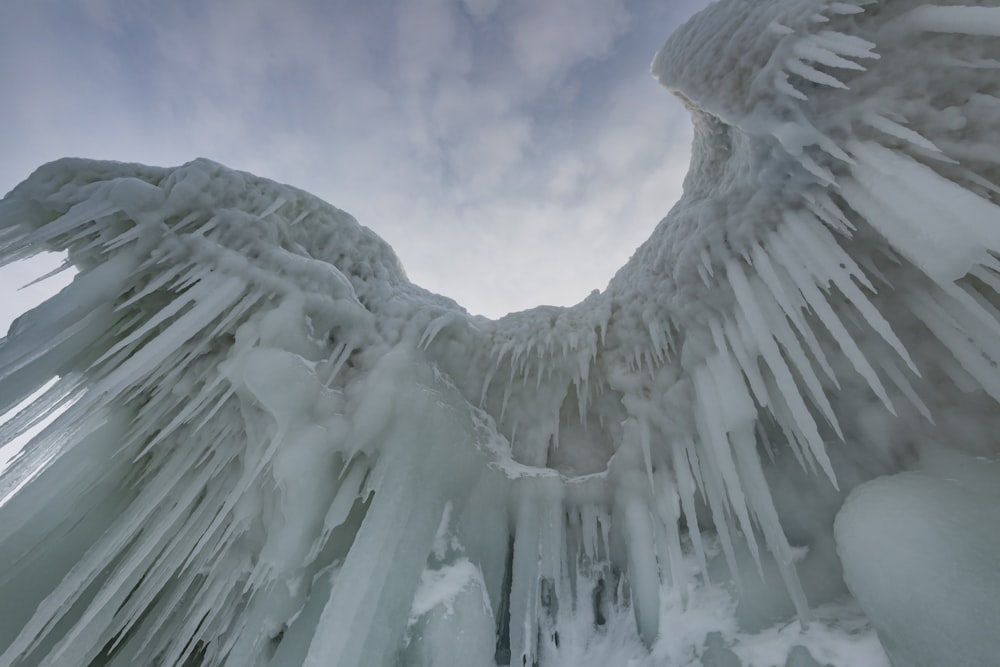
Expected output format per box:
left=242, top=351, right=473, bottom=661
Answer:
left=835, top=451, right=1000, bottom=667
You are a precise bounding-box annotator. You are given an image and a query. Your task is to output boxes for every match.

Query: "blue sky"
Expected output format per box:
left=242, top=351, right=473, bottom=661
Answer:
left=0, top=0, right=711, bottom=324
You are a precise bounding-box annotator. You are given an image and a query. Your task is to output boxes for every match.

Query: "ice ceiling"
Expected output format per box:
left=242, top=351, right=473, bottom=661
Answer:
left=2, top=1, right=1000, bottom=666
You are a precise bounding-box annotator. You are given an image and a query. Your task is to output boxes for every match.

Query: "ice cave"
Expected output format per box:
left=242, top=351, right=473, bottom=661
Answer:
left=2, top=0, right=1000, bottom=665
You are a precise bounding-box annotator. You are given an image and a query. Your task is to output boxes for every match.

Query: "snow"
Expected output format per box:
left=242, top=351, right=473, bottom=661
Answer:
left=1, top=0, right=1000, bottom=665
left=835, top=451, right=1000, bottom=667
left=903, top=6, right=1000, bottom=36
left=405, top=559, right=495, bottom=667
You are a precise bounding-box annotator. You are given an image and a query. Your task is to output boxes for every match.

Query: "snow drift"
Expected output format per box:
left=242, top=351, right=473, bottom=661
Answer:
left=2, top=0, right=1000, bottom=665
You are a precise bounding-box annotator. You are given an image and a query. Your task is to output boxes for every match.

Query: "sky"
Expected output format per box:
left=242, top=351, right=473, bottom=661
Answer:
left=0, top=0, right=712, bottom=327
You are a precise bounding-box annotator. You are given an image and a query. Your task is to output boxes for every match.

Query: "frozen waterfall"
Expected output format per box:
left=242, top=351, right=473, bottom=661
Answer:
left=3, top=0, right=1000, bottom=665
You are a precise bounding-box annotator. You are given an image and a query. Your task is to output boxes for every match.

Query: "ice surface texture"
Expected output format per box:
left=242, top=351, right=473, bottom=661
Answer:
left=2, top=0, right=1000, bottom=665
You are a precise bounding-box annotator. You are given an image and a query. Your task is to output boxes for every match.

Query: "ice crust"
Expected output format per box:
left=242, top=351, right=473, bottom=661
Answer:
left=2, top=0, right=1000, bottom=665
left=835, top=451, right=1000, bottom=667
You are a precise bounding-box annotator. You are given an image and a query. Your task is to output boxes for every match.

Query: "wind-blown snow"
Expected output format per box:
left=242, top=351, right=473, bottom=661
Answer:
left=2, top=0, right=1000, bottom=665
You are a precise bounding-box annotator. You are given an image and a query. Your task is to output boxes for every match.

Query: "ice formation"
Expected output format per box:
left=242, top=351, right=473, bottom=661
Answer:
left=2, top=0, right=1000, bottom=665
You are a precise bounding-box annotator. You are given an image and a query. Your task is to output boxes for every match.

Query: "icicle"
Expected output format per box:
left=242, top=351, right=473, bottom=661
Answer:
left=749, top=241, right=838, bottom=385
left=688, top=425, right=742, bottom=590
left=579, top=507, right=600, bottom=565
left=750, top=277, right=842, bottom=438
left=765, top=233, right=895, bottom=414
left=648, top=321, right=667, bottom=365
left=653, top=472, right=687, bottom=599
left=877, top=355, right=933, bottom=423
left=782, top=211, right=918, bottom=374
left=934, top=287, right=1000, bottom=365
left=723, top=315, right=772, bottom=408
left=804, top=191, right=855, bottom=235
left=707, top=320, right=758, bottom=428
left=781, top=211, right=872, bottom=291
left=701, top=248, right=715, bottom=277
left=728, top=428, right=811, bottom=622
left=693, top=361, right=761, bottom=572
left=0, top=375, right=78, bottom=446
left=785, top=58, right=849, bottom=89
left=794, top=37, right=866, bottom=70
left=537, top=480, right=564, bottom=654
left=671, top=438, right=707, bottom=581
left=259, top=195, right=288, bottom=218
left=903, top=6, right=1000, bottom=37
left=40, top=469, right=214, bottom=666
left=0, top=440, right=213, bottom=665
left=763, top=373, right=816, bottom=476
left=636, top=418, right=656, bottom=492
left=89, top=278, right=246, bottom=409
left=116, top=480, right=234, bottom=659
left=815, top=132, right=856, bottom=166
left=812, top=31, right=879, bottom=61
left=936, top=281, right=1000, bottom=343
left=863, top=112, right=945, bottom=154
left=909, top=291, right=1000, bottom=402
left=768, top=21, right=795, bottom=36
left=697, top=262, right=711, bottom=287
left=726, top=259, right=838, bottom=485
left=846, top=140, right=1000, bottom=284
left=303, top=418, right=466, bottom=667
left=774, top=72, right=809, bottom=101
left=320, top=460, right=369, bottom=540
left=418, top=314, right=451, bottom=350
left=620, top=492, right=660, bottom=646
left=320, top=341, right=353, bottom=387
left=827, top=2, right=864, bottom=16
left=797, top=153, right=837, bottom=186
left=508, top=487, right=542, bottom=667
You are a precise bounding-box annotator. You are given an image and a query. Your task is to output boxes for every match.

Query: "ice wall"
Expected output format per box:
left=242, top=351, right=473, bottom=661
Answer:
left=2, top=0, right=1000, bottom=665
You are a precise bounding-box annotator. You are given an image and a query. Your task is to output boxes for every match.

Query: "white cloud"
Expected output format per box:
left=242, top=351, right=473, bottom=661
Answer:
left=395, top=0, right=472, bottom=89
left=460, top=0, right=500, bottom=23
left=0, top=0, right=713, bottom=319
left=506, top=0, right=631, bottom=88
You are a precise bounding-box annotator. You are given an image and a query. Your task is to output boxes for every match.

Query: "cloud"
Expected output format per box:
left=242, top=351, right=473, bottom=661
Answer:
left=0, top=0, right=713, bottom=319
left=395, top=0, right=473, bottom=89
left=460, top=0, right=500, bottom=23
left=505, top=0, right=631, bottom=88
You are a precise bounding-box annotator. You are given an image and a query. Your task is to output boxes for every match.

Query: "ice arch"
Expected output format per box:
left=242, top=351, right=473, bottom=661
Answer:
left=3, top=1, right=1000, bottom=665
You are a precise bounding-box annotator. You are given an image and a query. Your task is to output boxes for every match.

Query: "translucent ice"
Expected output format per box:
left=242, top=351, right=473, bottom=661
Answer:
left=836, top=452, right=1000, bottom=667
